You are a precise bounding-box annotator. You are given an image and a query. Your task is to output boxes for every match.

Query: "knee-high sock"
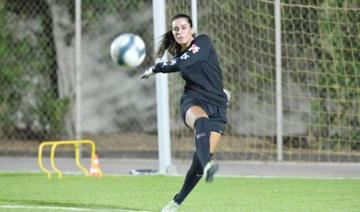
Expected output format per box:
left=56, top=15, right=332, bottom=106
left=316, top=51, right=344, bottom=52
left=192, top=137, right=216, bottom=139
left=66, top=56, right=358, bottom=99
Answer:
left=173, top=153, right=214, bottom=205
left=173, top=153, right=203, bottom=204
left=194, top=117, right=211, bottom=168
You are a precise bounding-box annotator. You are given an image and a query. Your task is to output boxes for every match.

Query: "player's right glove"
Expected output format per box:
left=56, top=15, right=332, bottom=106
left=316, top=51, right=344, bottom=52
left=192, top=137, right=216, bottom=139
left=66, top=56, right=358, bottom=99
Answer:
left=140, top=66, right=155, bottom=79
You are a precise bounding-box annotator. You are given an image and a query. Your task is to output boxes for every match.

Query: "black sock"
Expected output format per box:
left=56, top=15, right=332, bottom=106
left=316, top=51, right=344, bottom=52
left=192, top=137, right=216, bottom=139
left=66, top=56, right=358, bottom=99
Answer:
left=173, top=153, right=203, bottom=205
left=194, top=117, right=211, bottom=168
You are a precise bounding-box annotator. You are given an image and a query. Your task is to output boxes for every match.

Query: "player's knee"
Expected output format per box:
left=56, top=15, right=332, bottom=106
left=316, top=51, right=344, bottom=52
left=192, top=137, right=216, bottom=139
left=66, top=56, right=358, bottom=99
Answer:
left=185, top=106, right=208, bottom=128
left=194, top=117, right=210, bottom=134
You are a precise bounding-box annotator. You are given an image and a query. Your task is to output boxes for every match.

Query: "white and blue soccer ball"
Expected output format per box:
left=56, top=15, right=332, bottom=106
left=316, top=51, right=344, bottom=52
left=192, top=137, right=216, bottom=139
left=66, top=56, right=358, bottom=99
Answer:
left=110, top=33, right=146, bottom=68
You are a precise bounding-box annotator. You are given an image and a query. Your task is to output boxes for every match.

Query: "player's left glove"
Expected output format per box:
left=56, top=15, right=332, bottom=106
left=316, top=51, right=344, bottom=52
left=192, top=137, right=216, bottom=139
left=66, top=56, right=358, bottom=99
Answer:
left=224, top=88, right=231, bottom=104
left=140, top=66, right=155, bottom=79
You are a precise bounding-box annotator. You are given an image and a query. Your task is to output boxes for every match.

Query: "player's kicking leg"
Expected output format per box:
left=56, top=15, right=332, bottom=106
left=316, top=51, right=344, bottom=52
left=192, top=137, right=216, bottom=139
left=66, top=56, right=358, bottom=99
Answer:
left=204, top=131, right=221, bottom=183
left=203, top=159, right=219, bottom=183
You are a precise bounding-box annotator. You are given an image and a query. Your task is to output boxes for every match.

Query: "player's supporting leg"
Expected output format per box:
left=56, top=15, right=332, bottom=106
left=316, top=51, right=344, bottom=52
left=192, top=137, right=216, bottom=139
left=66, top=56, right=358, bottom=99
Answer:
left=161, top=132, right=222, bottom=211
left=172, top=131, right=222, bottom=204
left=173, top=153, right=204, bottom=204
left=162, top=153, right=212, bottom=212
left=161, top=200, right=179, bottom=212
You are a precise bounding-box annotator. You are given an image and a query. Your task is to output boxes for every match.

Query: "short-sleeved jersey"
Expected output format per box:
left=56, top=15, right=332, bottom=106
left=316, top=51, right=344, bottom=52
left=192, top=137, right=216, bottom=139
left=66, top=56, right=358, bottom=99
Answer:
left=153, top=34, right=228, bottom=107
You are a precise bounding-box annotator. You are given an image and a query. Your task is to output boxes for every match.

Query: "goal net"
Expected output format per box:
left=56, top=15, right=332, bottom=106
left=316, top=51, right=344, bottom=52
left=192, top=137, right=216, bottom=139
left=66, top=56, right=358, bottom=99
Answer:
left=166, top=0, right=360, bottom=162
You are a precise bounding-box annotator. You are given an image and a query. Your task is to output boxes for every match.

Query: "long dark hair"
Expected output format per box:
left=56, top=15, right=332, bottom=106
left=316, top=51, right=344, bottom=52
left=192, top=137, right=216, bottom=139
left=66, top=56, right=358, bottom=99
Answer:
left=155, top=14, right=194, bottom=58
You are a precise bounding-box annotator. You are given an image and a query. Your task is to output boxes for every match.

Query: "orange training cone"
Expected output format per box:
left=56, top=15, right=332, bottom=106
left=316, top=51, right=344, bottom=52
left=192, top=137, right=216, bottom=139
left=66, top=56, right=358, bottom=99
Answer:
left=89, top=154, right=103, bottom=177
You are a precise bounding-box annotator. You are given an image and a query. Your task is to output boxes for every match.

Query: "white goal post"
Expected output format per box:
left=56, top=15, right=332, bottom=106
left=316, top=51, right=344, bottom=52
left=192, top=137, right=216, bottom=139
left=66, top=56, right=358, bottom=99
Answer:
left=153, top=0, right=172, bottom=174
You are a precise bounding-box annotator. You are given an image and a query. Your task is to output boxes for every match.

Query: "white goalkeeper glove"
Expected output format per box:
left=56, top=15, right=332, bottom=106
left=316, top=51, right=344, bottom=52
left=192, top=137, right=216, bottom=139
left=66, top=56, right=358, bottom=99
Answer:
left=140, top=66, right=155, bottom=79
left=223, top=88, right=231, bottom=103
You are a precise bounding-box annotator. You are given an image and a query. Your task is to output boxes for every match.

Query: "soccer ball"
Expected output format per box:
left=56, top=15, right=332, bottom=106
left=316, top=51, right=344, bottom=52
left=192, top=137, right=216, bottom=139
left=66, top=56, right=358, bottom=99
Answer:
left=110, top=33, right=146, bottom=68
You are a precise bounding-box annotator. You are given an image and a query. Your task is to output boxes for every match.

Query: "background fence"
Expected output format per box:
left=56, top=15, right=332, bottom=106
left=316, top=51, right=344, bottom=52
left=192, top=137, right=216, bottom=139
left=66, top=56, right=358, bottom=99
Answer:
left=0, top=0, right=359, bottom=162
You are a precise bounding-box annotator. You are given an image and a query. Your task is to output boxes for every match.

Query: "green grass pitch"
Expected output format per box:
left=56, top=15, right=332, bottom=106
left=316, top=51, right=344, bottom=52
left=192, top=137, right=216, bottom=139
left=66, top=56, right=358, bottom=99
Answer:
left=0, top=172, right=359, bottom=211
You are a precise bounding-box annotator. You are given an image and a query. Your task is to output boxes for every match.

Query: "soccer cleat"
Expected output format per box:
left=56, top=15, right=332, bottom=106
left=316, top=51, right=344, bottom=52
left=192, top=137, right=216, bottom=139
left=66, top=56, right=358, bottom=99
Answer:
left=203, top=160, right=219, bottom=183
left=161, top=200, right=180, bottom=212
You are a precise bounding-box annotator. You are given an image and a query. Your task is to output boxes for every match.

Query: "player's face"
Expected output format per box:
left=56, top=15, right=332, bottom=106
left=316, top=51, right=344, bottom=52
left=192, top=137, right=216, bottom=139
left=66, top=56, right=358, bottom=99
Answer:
left=172, top=18, right=194, bottom=49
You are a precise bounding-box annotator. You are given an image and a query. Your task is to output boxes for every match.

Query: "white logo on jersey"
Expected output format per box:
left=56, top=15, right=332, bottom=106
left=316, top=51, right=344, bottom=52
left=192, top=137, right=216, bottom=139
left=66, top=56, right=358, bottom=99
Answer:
left=170, top=59, right=177, bottom=65
left=189, top=44, right=200, bottom=54
left=180, top=53, right=189, bottom=60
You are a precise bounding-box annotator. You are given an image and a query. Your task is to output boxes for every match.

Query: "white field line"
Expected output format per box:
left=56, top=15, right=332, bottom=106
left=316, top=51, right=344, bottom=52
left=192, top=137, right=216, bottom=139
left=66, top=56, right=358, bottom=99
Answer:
left=0, top=204, right=152, bottom=212
left=1, top=170, right=359, bottom=180
left=57, top=172, right=360, bottom=180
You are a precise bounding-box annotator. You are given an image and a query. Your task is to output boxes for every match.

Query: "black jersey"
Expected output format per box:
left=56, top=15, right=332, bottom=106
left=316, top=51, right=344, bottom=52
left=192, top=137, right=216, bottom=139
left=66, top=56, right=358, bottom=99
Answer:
left=153, top=34, right=228, bottom=107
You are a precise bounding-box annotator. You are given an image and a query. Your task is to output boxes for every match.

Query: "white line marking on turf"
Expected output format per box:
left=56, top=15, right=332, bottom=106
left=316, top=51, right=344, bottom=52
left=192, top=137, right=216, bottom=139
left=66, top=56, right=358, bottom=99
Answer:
left=0, top=204, right=152, bottom=212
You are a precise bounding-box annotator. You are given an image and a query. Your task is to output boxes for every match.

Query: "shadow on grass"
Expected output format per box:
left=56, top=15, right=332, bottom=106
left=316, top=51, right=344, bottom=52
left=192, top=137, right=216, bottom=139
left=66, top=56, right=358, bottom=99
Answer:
left=1, top=199, right=154, bottom=211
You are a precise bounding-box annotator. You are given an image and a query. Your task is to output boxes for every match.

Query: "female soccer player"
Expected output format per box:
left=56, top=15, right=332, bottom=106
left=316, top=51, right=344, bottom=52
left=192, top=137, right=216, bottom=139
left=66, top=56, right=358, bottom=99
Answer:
left=141, top=13, right=229, bottom=212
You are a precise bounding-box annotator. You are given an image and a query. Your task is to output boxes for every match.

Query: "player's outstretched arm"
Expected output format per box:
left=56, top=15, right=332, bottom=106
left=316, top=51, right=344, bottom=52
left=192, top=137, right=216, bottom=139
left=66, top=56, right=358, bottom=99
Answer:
left=140, top=66, right=155, bottom=79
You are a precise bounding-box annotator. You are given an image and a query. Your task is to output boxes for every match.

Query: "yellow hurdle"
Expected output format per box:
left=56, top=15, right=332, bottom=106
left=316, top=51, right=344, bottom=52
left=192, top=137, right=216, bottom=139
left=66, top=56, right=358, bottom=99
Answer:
left=38, top=139, right=102, bottom=179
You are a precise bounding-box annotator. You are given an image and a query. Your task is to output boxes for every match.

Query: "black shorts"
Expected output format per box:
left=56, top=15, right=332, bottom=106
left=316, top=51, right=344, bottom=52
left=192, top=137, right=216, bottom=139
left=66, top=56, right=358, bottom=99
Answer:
left=180, top=93, right=227, bottom=134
